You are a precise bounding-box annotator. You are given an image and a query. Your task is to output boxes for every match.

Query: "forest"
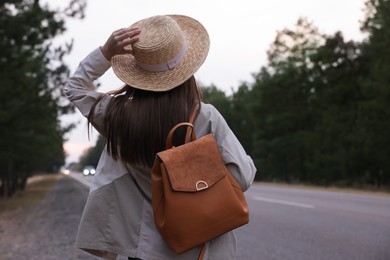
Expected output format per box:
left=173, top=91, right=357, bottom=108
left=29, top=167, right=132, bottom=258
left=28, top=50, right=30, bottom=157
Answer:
left=0, top=0, right=86, bottom=197
left=204, top=0, right=390, bottom=189
left=1, top=0, right=389, bottom=198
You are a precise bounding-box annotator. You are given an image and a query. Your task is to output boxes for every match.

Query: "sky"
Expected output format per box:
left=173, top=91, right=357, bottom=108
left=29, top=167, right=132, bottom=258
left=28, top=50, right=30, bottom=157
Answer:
left=53, top=0, right=367, bottom=164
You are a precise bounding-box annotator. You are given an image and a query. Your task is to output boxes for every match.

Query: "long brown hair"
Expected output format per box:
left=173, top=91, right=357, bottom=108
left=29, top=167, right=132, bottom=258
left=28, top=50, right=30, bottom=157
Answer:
left=88, top=76, right=201, bottom=167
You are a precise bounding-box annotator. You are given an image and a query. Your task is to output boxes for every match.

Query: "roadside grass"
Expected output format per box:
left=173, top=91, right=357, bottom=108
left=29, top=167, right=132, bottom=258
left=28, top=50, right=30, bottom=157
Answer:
left=0, top=174, right=60, bottom=215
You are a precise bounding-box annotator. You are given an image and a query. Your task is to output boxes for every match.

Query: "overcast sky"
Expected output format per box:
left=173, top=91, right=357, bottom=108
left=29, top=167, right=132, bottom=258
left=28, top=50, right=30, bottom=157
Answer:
left=53, top=0, right=367, bottom=164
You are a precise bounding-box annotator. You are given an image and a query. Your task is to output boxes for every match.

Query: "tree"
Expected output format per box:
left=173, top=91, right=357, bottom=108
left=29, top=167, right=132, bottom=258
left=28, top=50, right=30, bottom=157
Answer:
left=229, top=83, right=255, bottom=155
left=249, top=4, right=390, bottom=189
left=250, top=18, right=324, bottom=183
left=0, top=0, right=86, bottom=197
left=357, top=0, right=390, bottom=188
left=308, top=32, right=364, bottom=186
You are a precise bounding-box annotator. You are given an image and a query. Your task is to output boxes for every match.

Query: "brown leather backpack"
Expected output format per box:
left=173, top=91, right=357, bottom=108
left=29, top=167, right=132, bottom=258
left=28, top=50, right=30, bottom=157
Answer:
left=151, top=114, right=249, bottom=258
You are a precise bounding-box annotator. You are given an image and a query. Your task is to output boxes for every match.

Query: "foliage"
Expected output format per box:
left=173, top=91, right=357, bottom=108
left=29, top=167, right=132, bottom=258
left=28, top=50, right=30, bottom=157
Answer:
left=0, top=0, right=86, bottom=197
left=249, top=18, right=323, bottom=182
left=202, top=2, right=390, bottom=189
left=358, top=0, right=390, bottom=187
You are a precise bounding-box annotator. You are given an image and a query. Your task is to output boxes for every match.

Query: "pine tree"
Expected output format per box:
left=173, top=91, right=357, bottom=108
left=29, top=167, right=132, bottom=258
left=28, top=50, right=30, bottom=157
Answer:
left=0, top=0, right=86, bottom=197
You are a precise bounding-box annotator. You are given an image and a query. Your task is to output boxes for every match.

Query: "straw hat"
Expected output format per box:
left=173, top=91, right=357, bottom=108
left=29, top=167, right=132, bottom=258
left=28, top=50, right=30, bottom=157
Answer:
left=111, top=15, right=210, bottom=92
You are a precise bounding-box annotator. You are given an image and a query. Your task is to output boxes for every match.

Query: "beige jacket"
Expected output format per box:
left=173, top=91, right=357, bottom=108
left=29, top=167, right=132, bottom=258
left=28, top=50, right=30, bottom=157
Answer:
left=64, top=48, right=257, bottom=260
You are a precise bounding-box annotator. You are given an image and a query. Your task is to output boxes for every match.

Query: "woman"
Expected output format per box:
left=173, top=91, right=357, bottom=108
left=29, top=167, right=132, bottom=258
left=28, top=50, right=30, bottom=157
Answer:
left=64, top=15, right=256, bottom=260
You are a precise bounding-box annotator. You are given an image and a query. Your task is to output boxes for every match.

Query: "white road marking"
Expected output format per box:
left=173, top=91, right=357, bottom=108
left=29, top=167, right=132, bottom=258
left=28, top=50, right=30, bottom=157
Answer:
left=253, top=196, right=315, bottom=209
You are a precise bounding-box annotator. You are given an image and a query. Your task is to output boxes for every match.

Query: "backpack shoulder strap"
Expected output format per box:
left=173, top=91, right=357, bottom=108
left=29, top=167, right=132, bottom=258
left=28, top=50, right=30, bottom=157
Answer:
left=184, top=103, right=200, bottom=143
left=188, top=102, right=200, bottom=124
left=165, top=103, right=200, bottom=149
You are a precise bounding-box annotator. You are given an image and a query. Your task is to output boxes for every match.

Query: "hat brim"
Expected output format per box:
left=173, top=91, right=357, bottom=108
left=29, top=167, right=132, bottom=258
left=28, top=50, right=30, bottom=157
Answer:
left=111, top=15, right=210, bottom=92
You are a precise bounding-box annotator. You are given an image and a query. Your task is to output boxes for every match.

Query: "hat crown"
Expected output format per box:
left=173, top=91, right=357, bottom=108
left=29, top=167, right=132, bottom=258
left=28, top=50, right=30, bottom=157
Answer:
left=112, top=14, right=210, bottom=91
left=133, top=16, right=186, bottom=66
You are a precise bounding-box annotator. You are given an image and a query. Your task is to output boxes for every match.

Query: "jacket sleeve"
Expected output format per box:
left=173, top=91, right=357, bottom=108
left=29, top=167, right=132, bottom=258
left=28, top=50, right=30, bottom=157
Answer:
left=221, top=134, right=257, bottom=192
left=63, top=47, right=112, bottom=133
left=203, top=104, right=257, bottom=191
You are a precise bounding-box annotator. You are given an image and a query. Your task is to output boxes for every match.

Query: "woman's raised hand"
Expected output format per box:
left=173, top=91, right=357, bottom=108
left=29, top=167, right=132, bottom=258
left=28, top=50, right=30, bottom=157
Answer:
left=100, top=27, right=141, bottom=61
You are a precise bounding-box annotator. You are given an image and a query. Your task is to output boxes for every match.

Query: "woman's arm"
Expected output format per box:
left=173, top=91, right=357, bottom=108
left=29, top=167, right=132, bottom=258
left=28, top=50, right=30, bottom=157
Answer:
left=63, top=47, right=112, bottom=131
left=63, top=27, right=141, bottom=130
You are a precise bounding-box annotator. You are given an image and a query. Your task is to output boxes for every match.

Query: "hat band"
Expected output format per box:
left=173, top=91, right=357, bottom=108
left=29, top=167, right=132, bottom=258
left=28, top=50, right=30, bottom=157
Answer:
left=135, top=42, right=188, bottom=72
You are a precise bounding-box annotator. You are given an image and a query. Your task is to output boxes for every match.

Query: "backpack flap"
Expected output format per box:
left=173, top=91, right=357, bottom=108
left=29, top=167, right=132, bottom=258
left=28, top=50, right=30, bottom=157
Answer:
left=157, top=134, right=226, bottom=192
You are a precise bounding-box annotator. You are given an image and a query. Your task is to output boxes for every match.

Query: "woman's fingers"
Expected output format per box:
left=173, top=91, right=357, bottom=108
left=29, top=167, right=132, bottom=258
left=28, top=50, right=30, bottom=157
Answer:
left=113, top=27, right=140, bottom=47
left=115, top=27, right=140, bottom=41
left=101, top=27, right=141, bottom=60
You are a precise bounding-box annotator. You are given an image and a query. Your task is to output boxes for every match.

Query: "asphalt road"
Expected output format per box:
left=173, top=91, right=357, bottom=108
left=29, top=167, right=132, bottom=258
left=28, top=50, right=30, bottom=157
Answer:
left=69, top=172, right=390, bottom=260
left=237, top=184, right=390, bottom=260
